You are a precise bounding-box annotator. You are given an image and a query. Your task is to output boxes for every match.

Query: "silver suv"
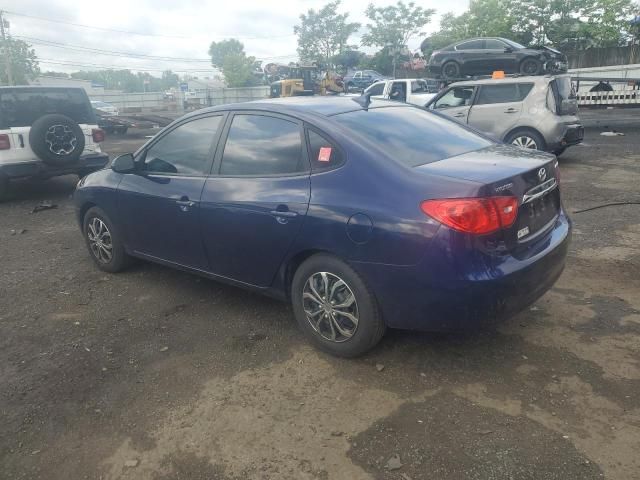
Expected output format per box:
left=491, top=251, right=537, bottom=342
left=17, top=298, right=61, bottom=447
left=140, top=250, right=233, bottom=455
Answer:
left=425, top=75, right=583, bottom=156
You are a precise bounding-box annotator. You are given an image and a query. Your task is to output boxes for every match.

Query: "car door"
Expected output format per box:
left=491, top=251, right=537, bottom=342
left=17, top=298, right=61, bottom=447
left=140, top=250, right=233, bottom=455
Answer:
left=200, top=112, right=310, bottom=287
left=117, top=113, right=225, bottom=269
left=455, top=40, right=486, bottom=75
left=429, top=86, right=476, bottom=123
left=482, top=39, right=513, bottom=73
left=467, top=83, right=532, bottom=140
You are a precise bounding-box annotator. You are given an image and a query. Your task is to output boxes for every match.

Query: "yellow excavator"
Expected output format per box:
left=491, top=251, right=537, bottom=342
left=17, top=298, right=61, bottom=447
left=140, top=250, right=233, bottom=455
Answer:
left=268, top=63, right=344, bottom=98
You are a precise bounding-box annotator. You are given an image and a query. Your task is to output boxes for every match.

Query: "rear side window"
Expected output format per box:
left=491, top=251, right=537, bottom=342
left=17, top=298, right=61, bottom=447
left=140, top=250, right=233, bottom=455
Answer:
left=333, top=107, right=492, bottom=167
left=307, top=129, right=344, bottom=171
left=411, top=80, right=429, bottom=93
left=220, top=114, right=304, bottom=176
left=475, top=83, right=533, bottom=105
left=144, top=115, right=222, bottom=175
left=0, top=89, right=96, bottom=129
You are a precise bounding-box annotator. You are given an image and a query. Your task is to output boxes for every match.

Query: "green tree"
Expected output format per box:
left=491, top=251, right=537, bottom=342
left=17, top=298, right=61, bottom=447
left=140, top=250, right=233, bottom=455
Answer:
left=0, top=38, right=40, bottom=85
left=208, top=39, right=246, bottom=68
left=332, top=49, right=366, bottom=70
left=160, top=70, right=180, bottom=90
left=294, top=1, right=360, bottom=64
left=208, top=38, right=259, bottom=87
left=221, top=54, right=257, bottom=87
left=361, top=1, right=435, bottom=75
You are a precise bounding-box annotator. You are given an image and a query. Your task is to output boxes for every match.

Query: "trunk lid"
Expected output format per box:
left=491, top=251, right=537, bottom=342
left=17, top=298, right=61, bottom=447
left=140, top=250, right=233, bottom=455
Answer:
left=415, top=144, right=560, bottom=246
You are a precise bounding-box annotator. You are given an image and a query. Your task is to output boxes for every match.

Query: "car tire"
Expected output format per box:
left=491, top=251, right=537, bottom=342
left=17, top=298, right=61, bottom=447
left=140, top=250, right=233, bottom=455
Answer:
left=29, top=114, right=86, bottom=166
left=519, top=58, right=542, bottom=75
left=83, top=206, right=131, bottom=273
left=345, top=82, right=354, bottom=93
left=291, top=254, right=385, bottom=358
left=442, top=61, right=460, bottom=79
left=505, top=129, right=546, bottom=151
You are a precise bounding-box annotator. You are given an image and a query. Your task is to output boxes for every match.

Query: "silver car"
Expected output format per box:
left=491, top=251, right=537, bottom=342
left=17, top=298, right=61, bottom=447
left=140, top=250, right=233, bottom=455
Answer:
left=425, top=75, right=583, bottom=155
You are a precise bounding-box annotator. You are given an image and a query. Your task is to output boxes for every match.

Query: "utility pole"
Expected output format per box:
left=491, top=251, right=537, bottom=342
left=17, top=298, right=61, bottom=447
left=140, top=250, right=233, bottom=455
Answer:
left=0, top=11, right=14, bottom=86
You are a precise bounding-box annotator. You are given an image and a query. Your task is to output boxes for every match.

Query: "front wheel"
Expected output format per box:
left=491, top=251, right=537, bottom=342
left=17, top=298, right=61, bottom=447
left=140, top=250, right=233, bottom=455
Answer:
left=291, top=254, right=385, bottom=357
left=83, top=206, right=131, bottom=273
left=520, top=58, right=542, bottom=75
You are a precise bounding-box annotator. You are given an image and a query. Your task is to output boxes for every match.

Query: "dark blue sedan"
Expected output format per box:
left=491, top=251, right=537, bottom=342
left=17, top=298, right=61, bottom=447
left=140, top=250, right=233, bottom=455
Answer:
left=74, top=97, right=570, bottom=357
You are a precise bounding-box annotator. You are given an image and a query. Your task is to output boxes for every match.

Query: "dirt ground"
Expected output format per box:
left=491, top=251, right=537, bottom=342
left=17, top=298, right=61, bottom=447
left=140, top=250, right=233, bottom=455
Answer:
left=1, top=115, right=639, bottom=480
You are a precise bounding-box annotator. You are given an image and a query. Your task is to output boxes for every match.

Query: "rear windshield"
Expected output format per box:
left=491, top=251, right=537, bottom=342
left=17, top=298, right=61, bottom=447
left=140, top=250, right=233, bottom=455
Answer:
left=0, top=89, right=96, bottom=129
left=333, top=106, right=492, bottom=167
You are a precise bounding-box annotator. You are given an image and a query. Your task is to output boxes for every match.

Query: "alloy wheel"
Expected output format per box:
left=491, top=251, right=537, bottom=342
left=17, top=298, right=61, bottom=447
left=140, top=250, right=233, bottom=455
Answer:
left=302, top=272, right=359, bottom=343
left=87, top=217, right=113, bottom=264
left=512, top=135, right=538, bottom=149
left=45, top=124, right=78, bottom=155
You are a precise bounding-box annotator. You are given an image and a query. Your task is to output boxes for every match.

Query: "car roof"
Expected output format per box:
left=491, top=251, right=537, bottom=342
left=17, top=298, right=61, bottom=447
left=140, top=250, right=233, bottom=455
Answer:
left=183, top=96, right=410, bottom=119
left=446, top=75, right=555, bottom=87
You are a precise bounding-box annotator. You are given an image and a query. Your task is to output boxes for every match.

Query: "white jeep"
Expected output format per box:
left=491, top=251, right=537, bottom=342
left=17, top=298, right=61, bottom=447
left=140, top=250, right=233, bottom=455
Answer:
left=0, top=86, right=109, bottom=200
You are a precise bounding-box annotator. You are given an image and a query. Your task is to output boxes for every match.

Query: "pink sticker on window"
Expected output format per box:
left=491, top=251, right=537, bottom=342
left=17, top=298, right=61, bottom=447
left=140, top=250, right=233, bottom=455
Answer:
left=318, top=147, right=332, bottom=162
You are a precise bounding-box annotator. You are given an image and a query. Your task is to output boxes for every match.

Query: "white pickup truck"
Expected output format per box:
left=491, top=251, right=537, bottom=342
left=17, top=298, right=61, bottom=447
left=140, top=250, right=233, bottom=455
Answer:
left=363, top=78, right=439, bottom=106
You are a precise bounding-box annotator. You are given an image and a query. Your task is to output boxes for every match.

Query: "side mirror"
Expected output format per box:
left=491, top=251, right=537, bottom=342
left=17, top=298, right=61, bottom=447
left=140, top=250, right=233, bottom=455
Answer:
left=111, top=153, right=136, bottom=174
left=504, top=47, right=513, bottom=53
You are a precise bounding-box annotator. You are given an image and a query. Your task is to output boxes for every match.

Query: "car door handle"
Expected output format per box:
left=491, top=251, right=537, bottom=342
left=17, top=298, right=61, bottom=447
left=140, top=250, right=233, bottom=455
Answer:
left=453, top=113, right=466, bottom=118
left=270, top=210, right=298, bottom=218
left=504, top=108, right=519, bottom=113
left=176, top=199, right=195, bottom=207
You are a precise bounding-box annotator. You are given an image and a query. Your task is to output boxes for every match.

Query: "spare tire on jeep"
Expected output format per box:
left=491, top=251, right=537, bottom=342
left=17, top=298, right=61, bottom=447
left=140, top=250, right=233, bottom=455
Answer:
left=29, top=114, right=85, bottom=165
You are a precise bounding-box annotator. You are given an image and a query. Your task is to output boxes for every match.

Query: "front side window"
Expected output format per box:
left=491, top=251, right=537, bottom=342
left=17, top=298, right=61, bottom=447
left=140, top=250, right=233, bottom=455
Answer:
left=366, top=82, right=385, bottom=96
left=307, top=129, right=344, bottom=171
left=144, top=115, right=222, bottom=175
left=475, top=84, right=534, bottom=105
left=485, top=39, right=508, bottom=50
left=456, top=40, right=484, bottom=50
left=220, top=114, right=304, bottom=176
left=433, top=87, right=475, bottom=109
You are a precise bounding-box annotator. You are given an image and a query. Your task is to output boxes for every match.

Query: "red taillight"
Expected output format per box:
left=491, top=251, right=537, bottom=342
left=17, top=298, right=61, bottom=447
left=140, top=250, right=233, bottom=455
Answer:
left=421, top=196, right=518, bottom=235
left=0, top=134, right=10, bottom=150
left=92, top=128, right=105, bottom=143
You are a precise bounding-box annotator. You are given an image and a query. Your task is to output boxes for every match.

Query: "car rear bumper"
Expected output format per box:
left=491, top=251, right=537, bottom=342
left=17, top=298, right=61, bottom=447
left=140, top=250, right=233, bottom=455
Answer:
left=352, top=213, right=571, bottom=331
left=0, top=153, right=109, bottom=179
left=547, top=124, right=584, bottom=151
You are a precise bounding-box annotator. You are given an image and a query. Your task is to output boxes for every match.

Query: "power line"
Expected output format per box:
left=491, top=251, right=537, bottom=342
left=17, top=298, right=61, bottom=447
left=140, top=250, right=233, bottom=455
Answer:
left=17, top=35, right=298, bottom=62
left=38, top=59, right=217, bottom=73
left=4, top=10, right=296, bottom=40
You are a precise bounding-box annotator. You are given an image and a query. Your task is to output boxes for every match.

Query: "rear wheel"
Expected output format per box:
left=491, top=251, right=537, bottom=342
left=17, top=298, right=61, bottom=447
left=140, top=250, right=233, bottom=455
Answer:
left=83, top=206, right=131, bottom=273
left=519, top=58, right=542, bottom=75
left=442, top=61, right=460, bottom=79
left=291, top=254, right=385, bottom=357
left=505, top=129, right=546, bottom=151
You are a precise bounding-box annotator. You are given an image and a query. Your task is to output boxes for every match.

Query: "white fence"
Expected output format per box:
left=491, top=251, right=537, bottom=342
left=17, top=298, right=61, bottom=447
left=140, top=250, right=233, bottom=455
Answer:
left=90, top=92, right=166, bottom=110
left=90, top=87, right=271, bottom=112
left=191, top=86, right=270, bottom=106
left=577, top=90, right=640, bottom=106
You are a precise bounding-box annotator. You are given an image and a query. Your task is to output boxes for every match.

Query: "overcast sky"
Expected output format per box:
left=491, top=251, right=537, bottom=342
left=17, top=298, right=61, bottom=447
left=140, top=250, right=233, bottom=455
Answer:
left=3, top=0, right=470, bottom=77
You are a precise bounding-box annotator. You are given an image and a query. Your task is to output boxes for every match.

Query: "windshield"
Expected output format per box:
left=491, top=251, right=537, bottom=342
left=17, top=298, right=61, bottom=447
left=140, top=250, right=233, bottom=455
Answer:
left=333, top=106, right=492, bottom=167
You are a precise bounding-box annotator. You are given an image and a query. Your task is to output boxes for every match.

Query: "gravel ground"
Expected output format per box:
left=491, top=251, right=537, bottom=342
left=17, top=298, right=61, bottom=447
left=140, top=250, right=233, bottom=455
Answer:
left=1, top=114, right=639, bottom=480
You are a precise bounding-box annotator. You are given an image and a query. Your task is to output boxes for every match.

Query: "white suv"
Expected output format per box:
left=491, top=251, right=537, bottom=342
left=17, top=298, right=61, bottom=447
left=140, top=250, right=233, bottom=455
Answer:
left=0, top=86, right=109, bottom=200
